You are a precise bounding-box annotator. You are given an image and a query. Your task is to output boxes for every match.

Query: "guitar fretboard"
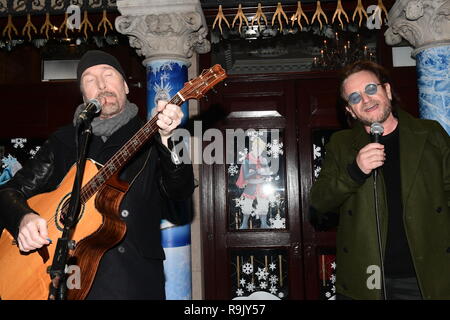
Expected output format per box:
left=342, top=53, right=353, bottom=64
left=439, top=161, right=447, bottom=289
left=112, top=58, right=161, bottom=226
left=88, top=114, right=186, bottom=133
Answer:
left=79, top=94, right=184, bottom=204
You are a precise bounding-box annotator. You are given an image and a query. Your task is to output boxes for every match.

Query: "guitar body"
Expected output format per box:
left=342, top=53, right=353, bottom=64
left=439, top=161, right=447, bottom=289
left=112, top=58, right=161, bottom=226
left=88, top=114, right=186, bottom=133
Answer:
left=0, top=160, right=127, bottom=300
left=0, top=64, right=226, bottom=300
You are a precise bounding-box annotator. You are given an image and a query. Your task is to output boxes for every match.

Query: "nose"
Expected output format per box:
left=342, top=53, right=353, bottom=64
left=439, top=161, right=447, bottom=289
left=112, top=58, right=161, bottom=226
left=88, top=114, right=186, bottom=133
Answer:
left=96, top=77, right=106, bottom=90
left=360, top=91, right=371, bottom=104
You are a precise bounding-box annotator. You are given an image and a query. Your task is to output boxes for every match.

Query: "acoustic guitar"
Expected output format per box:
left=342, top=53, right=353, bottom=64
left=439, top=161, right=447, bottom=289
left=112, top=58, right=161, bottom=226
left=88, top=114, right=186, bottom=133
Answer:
left=0, top=64, right=227, bottom=300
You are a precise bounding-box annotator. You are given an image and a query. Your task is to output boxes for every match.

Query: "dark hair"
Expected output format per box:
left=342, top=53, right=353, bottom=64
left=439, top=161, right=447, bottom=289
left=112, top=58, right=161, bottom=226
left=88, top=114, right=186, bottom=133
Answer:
left=337, top=60, right=401, bottom=126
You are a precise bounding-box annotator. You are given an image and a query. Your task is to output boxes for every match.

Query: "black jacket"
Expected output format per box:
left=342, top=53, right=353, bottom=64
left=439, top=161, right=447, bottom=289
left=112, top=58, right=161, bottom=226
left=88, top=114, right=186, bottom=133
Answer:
left=0, top=115, right=195, bottom=299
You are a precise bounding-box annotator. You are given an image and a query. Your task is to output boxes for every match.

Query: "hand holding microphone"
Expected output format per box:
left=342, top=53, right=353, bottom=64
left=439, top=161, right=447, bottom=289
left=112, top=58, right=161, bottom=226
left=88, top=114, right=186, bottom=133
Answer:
left=355, top=123, right=385, bottom=175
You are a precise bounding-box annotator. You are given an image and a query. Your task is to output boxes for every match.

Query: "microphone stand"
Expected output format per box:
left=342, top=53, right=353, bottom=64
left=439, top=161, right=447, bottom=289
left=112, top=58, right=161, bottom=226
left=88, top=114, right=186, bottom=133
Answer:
left=373, top=160, right=387, bottom=300
left=47, top=119, right=92, bottom=300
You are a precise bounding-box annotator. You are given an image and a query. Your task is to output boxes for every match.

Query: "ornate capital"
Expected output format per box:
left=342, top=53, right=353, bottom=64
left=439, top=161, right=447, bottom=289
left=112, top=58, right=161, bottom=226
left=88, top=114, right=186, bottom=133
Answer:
left=385, top=0, right=450, bottom=55
left=115, top=0, right=210, bottom=64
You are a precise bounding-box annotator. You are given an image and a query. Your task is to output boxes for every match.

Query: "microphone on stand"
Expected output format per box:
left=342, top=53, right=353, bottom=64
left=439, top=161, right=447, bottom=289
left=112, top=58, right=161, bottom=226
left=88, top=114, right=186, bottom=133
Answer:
left=370, top=121, right=387, bottom=299
left=76, top=99, right=102, bottom=124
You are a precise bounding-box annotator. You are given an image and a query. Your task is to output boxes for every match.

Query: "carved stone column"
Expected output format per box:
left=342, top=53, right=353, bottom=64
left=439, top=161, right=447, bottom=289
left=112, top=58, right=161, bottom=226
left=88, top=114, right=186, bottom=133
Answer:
left=115, top=0, right=210, bottom=65
left=385, top=0, right=450, bottom=133
left=115, top=0, right=211, bottom=300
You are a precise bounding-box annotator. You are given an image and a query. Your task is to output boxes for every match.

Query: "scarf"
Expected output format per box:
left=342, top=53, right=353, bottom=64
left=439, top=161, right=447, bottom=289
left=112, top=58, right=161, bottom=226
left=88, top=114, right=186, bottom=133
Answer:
left=73, top=100, right=139, bottom=141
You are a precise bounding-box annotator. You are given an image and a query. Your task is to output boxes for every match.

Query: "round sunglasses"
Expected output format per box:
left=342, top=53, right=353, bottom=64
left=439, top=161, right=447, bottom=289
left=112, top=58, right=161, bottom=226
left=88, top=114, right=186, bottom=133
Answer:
left=347, top=83, right=383, bottom=105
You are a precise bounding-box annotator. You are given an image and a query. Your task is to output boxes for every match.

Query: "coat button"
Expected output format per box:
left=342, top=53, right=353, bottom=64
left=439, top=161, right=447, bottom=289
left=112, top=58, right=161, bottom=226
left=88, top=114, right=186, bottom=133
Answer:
left=121, top=210, right=129, bottom=218
left=118, top=246, right=126, bottom=254
left=348, top=210, right=353, bottom=216
left=446, top=247, right=450, bottom=254
left=436, top=207, right=442, bottom=213
left=343, top=247, right=349, bottom=253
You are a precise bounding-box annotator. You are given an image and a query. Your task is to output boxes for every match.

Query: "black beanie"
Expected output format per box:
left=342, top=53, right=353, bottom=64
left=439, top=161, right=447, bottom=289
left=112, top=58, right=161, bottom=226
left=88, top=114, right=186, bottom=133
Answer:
left=77, top=50, right=126, bottom=82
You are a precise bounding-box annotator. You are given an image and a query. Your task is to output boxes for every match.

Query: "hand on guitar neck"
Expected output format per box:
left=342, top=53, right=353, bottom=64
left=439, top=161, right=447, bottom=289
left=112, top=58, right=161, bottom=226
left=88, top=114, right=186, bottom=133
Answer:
left=154, top=100, right=184, bottom=148
left=15, top=101, right=181, bottom=253
left=17, top=213, right=51, bottom=252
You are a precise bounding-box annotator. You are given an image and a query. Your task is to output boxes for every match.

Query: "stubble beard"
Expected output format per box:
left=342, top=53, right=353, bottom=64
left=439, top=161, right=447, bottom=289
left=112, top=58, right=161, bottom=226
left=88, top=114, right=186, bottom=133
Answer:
left=97, top=91, right=124, bottom=119
left=357, top=101, right=392, bottom=126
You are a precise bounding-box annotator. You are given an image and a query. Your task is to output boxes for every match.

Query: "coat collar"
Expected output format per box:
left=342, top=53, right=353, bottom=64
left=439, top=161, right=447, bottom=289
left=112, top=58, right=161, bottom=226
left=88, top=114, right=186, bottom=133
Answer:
left=100, top=115, right=144, bottom=149
left=349, top=108, right=428, bottom=202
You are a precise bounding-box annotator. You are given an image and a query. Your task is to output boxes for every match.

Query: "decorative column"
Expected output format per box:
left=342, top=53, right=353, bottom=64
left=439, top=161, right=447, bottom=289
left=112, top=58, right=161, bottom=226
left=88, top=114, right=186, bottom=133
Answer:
left=385, top=0, right=450, bottom=134
left=115, top=0, right=210, bottom=300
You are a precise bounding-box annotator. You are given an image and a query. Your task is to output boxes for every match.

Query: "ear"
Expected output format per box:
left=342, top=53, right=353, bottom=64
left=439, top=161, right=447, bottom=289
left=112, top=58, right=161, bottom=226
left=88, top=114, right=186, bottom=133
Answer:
left=124, top=80, right=129, bottom=94
left=345, top=106, right=356, bottom=119
left=384, top=83, right=392, bottom=100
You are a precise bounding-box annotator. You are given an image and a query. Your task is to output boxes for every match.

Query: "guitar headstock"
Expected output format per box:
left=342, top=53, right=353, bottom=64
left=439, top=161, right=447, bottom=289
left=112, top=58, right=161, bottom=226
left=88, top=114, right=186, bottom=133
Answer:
left=179, top=64, right=227, bottom=100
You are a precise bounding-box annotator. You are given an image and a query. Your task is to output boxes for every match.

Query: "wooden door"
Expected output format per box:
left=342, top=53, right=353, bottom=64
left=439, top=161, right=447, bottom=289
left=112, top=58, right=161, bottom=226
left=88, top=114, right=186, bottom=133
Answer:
left=201, top=75, right=306, bottom=299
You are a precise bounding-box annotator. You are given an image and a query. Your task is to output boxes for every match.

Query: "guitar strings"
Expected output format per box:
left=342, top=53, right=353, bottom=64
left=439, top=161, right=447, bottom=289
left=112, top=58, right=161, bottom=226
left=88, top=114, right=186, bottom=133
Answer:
left=44, top=70, right=221, bottom=230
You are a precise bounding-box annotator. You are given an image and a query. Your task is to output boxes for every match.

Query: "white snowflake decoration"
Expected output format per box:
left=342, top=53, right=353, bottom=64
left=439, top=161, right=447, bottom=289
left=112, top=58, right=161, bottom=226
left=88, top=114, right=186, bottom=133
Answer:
left=242, top=262, right=254, bottom=275
left=228, top=164, right=239, bottom=176
left=247, top=130, right=264, bottom=141
left=266, top=140, right=284, bottom=159
left=239, top=278, right=247, bottom=286
left=11, top=138, right=27, bottom=149
left=269, top=275, right=278, bottom=285
left=238, top=148, right=248, bottom=162
left=160, top=72, right=170, bottom=82
left=313, top=144, right=322, bottom=160
left=269, top=286, right=278, bottom=294
left=314, top=166, right=322, bottom=179
left=269, top=214, right=286, bottom=229
left=330, top=274, right=336, bottom=284
left=255, top=267, right=269, bottom=281
left=259, top=281, right=268, bottom=290
left=331, top=262, right=336, bottom=270
left=234, top=197, right=246, bottom=209
left=29, top=146, right=41, bottom=158
left=278, top=292, right=285, bottom=298
left=236, top=288, right=244, bottom=296
left=246, top=282, right=256, bottom=292
left=325, top=291, right=331, bottom=298
left=269, top=263, right=277, bottom=271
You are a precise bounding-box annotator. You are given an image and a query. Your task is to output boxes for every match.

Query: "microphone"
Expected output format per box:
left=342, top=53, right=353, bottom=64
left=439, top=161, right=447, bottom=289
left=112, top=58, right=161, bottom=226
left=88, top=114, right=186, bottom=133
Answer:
left=370, top=122, right=384, bottom=143
left=369, top=121, right=387, bottom=299
left=77, top=99, right=102, bottom=124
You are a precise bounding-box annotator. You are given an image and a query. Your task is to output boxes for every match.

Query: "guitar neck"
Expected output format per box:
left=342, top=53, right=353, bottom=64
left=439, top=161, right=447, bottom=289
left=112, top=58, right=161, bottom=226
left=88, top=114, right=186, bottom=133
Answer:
left=80, top=94, right=184, bottom=204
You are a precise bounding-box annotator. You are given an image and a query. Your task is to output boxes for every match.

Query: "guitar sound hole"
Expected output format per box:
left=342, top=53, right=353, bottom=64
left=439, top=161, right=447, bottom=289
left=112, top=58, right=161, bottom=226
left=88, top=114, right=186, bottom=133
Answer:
left=55, top=195, right=84, bottom=232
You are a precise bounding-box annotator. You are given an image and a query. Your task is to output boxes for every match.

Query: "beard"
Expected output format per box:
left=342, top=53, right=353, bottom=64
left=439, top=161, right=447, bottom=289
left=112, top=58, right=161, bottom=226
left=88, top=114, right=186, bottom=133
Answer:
left=97, top=91, right=124, bottom=119
left=356, top=100, right=392, bottom=126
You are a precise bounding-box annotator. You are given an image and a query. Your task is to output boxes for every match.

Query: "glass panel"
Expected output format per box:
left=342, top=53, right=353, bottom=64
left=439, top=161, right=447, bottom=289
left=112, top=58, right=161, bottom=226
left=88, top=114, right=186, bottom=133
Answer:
left=311, top=129, right=340, bottom=231
left=318, top=248, right=336, bottom=300
left=227, top=129, right=286, bottom=230
left=230, top=248, right=288, bottom=300
left=312, top=129, right=339, bottom=181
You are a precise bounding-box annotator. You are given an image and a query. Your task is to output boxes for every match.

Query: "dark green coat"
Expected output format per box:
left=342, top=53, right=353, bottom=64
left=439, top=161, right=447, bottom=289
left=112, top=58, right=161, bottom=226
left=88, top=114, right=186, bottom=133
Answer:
left=310, top=108, right=450, bottom=299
